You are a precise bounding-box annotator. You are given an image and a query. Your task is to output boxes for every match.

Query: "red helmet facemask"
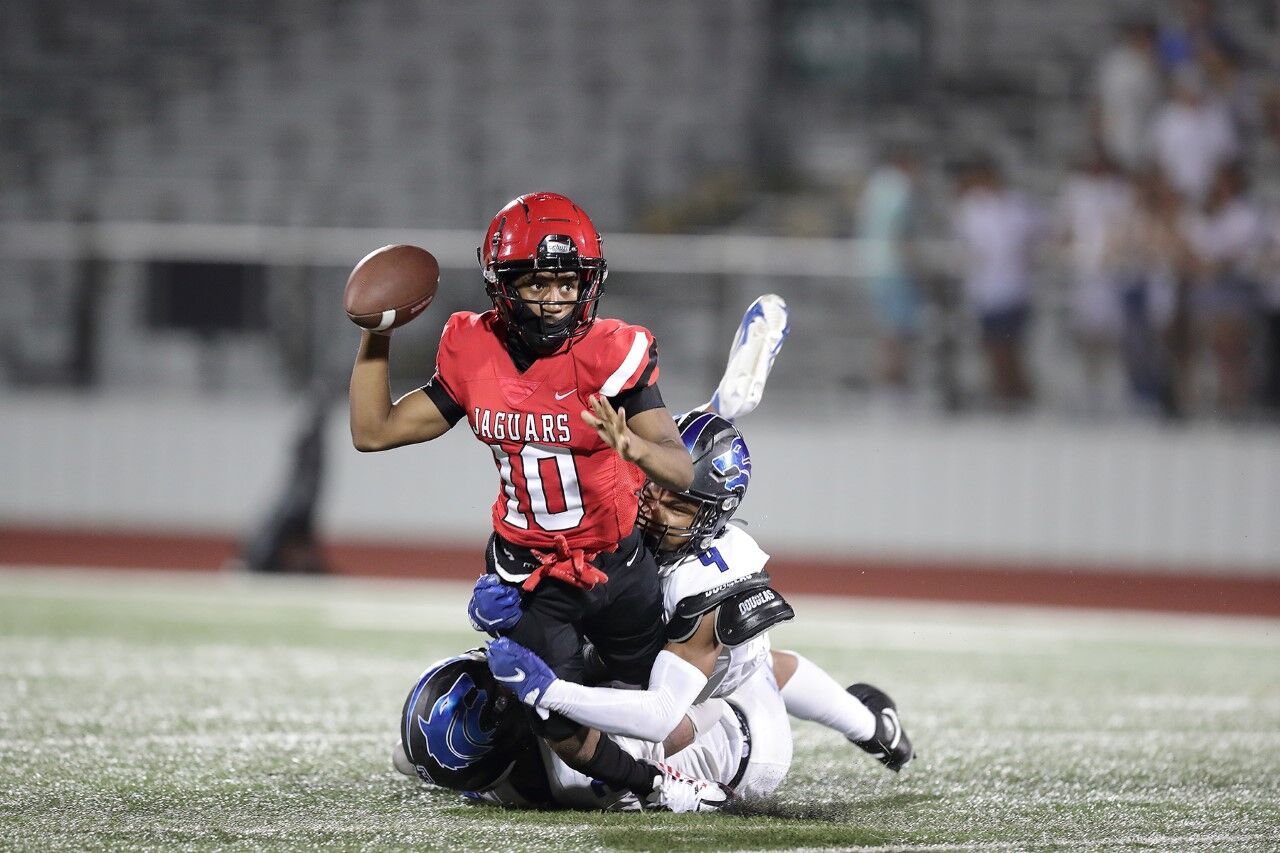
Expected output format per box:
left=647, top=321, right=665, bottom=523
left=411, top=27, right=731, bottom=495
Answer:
left=477, top=192, right=608, bottom=355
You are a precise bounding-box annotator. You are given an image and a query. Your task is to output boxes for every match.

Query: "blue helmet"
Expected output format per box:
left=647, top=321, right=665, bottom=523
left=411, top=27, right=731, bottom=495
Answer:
left=399, top=649, right=532, bottom=792
left=637, top=411, right=752, bottom=566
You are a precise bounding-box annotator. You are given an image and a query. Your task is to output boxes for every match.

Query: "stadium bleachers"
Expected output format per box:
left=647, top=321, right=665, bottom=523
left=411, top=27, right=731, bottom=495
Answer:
left=1, top=0, right=768, bottom=230
left=2, top=0, right=1278, bottom=407
left=5, top=1, right=1275, bottom=227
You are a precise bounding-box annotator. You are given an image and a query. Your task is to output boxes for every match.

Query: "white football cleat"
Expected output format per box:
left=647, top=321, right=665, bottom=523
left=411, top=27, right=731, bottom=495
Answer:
left=708, top=294, right=789, bottom=421
left=624, top=761, right=734, bottom=813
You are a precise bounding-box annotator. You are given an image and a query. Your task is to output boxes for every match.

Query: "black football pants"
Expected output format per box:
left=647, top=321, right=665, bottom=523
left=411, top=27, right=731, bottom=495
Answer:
left=485, top=526, right=666, bottom=740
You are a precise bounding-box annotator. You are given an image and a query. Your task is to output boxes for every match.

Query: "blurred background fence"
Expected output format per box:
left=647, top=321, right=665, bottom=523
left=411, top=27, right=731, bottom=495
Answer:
left=2, top=0, right=1278, bottom=598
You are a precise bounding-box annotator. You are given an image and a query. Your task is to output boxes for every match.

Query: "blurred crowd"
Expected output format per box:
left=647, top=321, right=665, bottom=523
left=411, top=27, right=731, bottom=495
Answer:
left=859, top=0, right=1280, bottom=422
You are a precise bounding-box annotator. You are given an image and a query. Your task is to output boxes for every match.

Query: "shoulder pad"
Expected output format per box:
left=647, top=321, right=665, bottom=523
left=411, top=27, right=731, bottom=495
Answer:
left=664, top=570, right=771, bottom=644
left=714, top=585, right=794, bottom=647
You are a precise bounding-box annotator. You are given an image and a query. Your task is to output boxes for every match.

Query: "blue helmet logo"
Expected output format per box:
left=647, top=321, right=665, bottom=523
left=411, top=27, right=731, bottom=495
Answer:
left=711, top=436, right=751, bottom=493
left=417, top=672, right=497, bottom=771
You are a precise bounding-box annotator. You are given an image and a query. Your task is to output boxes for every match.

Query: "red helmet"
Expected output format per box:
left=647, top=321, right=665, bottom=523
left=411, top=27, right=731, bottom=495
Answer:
left=477, top=192, right=608, bottom=354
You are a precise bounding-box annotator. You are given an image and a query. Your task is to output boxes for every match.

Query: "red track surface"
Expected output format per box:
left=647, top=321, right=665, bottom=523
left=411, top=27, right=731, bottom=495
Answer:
left=2, top=525, right=1277, bottom=617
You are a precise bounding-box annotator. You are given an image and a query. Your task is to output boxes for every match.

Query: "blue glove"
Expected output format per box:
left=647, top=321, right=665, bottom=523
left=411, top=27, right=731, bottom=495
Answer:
left=486, top=637, right=557, bottom=708
left=467, top=574, right=522, bottom=634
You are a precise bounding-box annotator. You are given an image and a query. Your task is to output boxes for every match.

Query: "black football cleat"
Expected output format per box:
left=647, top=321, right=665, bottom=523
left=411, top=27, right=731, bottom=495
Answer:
left=847, top=683, right=914, bottom=772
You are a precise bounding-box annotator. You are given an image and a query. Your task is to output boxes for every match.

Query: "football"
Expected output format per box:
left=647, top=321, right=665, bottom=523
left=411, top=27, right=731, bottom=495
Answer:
left=344, top=244, right=440, bottom=332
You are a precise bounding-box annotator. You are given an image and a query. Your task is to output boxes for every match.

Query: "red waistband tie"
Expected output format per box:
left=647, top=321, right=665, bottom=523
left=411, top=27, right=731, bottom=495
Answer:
left=523, top=534, right=609, bottom=592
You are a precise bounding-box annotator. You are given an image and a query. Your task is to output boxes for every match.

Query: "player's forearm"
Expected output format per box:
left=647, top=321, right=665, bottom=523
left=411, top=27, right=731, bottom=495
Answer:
left=628, top=438, right=694, bottom=492
left=349, top=332, right=395, bottom=451
left=664, top=699, right=726, bottom=756
left=539, top=650, right=707, bottom=743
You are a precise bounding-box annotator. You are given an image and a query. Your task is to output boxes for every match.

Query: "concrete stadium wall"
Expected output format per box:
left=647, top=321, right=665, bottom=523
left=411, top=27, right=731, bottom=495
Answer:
left=2, top=393, right=1278, bottom=576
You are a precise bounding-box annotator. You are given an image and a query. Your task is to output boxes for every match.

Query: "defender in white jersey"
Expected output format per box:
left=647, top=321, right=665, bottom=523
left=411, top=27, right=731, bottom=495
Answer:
left=486, top=411, right=800, bottom=802
left=486, top=412, right=915, bottom=801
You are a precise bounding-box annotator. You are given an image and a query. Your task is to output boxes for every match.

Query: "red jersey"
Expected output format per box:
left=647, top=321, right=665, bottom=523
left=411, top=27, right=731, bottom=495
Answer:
left=430, top=310, right=661, bottom=554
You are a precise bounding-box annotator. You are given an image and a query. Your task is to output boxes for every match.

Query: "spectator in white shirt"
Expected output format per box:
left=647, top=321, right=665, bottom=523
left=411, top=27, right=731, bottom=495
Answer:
left=954, top=159, right=1043, bottom=406
left=1058, top=151, right=1134, bottom=412
left=1148, top=65, right=1239, bottom=205
left=1115, top=170, right=1196, bottom=419
left=1182, top=162, right=1263, bottom=416
left=1093, top=18, right=1162, bottom=173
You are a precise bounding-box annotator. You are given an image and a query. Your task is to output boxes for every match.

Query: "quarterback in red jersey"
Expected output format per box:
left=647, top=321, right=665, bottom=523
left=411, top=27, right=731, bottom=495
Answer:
left=349, top=193, right=709, bottom=809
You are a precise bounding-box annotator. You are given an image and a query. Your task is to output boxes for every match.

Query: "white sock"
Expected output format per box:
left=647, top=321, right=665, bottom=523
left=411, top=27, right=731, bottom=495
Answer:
left=776, top=651, right=876, bottom=742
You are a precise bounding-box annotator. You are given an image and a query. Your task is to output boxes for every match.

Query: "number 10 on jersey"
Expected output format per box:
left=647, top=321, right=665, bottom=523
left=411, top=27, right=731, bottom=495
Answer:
left=491, top=444, right=585, bottom=531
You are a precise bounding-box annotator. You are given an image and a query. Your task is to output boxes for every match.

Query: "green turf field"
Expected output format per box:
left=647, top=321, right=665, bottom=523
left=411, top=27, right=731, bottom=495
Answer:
left=1, top=568, right=1277, bottom=852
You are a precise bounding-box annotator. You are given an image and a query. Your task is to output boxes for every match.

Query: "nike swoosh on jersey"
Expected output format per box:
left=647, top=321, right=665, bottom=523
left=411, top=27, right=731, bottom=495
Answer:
left=554, top=389, right=577, bottom=400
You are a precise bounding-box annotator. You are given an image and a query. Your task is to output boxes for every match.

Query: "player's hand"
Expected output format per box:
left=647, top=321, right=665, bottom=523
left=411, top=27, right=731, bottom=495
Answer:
left=467, top=575, right=522, bottom=634
left=581, top=394, right=640, bottom=463
left=486, top=637, right=557, bottom=707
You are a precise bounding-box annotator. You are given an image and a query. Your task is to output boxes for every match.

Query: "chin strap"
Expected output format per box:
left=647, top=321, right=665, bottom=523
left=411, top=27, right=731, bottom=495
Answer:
left=523, top=534, right=609, bottom=591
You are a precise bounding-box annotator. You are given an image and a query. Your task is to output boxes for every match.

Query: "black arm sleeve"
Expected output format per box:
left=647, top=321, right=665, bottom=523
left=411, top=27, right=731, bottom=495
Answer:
left=610, top=382, right=665, bottom=418
left=420, top=374, right=466, bottom=426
